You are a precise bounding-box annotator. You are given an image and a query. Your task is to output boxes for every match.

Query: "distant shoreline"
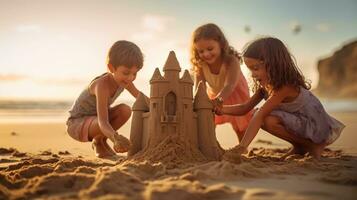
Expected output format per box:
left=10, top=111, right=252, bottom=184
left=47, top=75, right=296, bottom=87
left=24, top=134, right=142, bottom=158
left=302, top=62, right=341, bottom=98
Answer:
left=1, top=98, right=356, bottom=113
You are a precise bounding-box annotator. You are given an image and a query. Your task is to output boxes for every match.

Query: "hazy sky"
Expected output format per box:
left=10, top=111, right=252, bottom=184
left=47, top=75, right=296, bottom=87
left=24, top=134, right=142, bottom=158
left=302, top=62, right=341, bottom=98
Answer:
left=0, top=0, right=356, bottom=100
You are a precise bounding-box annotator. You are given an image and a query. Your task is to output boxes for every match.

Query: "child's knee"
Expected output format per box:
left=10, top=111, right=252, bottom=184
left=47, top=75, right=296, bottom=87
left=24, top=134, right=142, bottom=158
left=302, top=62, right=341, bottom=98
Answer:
left=116, top=104, right=132, bottom=119
left=262, top=115, right=282, bottom=132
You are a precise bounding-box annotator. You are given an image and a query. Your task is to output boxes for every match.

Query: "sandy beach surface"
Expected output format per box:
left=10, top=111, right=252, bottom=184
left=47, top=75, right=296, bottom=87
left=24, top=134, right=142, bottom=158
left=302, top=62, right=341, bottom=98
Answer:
left=1, top=112, right=356, bottom=200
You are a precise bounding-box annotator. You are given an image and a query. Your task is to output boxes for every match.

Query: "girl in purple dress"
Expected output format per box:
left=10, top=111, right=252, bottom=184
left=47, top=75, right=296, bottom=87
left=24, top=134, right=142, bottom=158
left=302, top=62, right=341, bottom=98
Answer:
left=218, top=37, right=345, bottom=159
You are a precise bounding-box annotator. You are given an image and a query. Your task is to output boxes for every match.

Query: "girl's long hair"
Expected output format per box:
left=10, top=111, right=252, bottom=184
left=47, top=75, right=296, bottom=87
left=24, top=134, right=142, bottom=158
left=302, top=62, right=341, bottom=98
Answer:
left=242, top=37, right=311, bottom=93
left=190, top=23, right=240, bottom=76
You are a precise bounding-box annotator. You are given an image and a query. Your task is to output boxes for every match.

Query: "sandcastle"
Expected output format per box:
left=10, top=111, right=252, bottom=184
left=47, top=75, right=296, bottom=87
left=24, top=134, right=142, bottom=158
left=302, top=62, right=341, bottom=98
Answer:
left=128, top=51, right=224, bottom=163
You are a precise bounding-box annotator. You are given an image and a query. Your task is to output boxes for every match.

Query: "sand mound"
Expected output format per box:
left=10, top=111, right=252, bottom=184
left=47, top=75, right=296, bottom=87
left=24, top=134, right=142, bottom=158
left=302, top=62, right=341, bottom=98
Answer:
left=130, top=136, right=208, bottom=169
left=1, top=147, right=356, bottom=199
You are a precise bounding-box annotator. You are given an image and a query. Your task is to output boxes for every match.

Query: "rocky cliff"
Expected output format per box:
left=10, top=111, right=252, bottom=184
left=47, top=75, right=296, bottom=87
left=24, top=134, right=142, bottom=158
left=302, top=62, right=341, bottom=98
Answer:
left=315, top=40, right=357, bottom=98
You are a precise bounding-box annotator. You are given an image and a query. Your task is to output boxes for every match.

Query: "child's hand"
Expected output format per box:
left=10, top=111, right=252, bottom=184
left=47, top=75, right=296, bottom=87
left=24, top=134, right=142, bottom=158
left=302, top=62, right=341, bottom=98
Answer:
left=222, top=144, right=248, bottom=163
left=113, top=134, right=131, bottom=153
left=212, top=96, right=224, bottom=108
left=212, top=97, right=224, bottom=115
left=233, top=145, right=248, bottom=155
left=214, top=105, right=223, bottom=115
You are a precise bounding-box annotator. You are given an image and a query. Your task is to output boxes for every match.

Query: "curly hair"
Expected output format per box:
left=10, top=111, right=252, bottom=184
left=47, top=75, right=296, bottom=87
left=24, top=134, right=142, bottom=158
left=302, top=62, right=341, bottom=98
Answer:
left=190, top=23, right=240, bottom=76
left=242, top=37, right=311, bottom=93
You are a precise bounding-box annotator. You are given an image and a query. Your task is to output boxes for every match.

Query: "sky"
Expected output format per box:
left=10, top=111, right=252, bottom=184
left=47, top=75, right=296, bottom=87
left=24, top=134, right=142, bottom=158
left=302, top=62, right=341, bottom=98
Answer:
left=0, top=0, right=356, bottom=101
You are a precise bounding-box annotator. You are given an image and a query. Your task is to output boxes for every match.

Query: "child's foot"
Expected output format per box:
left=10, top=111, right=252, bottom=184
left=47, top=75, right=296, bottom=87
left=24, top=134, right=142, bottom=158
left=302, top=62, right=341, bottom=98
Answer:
left=307, top=143, right=326, bottom=159
left=92, top=136, right=115, bottom=158
left=282, top=145, right=307, bottom=158
left=113, top=134, right=131, bottom=153
left=101, top=137, right=116, bottom=156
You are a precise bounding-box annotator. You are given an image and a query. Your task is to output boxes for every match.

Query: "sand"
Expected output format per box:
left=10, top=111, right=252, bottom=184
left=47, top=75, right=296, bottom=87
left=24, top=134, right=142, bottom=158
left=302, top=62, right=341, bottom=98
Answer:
left=0, top=112, right=357, bottom=199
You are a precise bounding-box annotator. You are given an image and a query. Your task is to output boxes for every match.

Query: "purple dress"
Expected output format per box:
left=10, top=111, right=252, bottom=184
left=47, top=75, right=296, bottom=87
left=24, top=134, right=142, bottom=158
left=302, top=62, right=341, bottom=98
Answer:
left=270, top=87, right=345, bottom=144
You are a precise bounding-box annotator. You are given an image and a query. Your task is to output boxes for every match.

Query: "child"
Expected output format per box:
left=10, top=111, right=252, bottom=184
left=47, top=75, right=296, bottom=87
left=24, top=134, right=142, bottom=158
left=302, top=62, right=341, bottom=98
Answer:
left=66, top=40, right=144, bottom=158
left=219, top=37, right=345, bottom=159
left=190, top=23, right=253, bottom=142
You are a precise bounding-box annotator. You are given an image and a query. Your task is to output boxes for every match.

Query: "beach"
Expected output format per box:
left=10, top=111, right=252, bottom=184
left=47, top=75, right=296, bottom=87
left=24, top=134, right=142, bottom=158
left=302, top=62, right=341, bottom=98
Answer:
left=1, top=0, right=357, bottom=199
left=1, top=110, right=356, bottom=200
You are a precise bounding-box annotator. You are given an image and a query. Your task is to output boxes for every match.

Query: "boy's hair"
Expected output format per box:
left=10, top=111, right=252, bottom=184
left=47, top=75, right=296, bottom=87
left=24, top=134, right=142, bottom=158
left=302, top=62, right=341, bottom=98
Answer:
left=107, top=40, right=144, bottom=69
left=242, top=37, right=311, bottom=92
left=190, top=23, right=240, bottom=76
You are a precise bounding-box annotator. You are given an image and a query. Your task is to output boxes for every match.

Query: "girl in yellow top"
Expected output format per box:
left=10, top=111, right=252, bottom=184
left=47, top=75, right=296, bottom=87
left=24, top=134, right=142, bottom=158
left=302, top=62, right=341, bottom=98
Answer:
left=191, top=23, right=253, bottom=142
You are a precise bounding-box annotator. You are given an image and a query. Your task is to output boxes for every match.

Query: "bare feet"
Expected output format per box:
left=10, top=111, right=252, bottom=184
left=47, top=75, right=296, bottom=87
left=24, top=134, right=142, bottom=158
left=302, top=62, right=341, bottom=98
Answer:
left=101, top=137, right=116, bottom=156
left=113, top=134, right=131, bottom=153
left=307, top=143, right=326, bottom=159
left=282, top=145, right=307, bottom=158
left=92, top=136, right=116, bottom=158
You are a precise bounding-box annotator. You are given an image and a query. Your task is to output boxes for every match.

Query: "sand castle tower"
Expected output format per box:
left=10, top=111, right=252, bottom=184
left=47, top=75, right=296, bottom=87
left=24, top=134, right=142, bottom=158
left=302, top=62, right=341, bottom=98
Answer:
left=128, top=51, right=223, bottom=163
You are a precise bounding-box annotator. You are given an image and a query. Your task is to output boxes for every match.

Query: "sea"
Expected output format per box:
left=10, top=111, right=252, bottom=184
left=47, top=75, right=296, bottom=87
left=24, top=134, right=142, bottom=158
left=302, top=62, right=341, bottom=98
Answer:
left=0, top=98, right=356, bottom=123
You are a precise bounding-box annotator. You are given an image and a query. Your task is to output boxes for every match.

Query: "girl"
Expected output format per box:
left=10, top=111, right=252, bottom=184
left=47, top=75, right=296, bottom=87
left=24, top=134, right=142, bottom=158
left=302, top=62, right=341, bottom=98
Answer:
left=191, top=23, right=253, bottom=142
left=219, top=37, right=345, bottom=159
left=66, top=40, right=144, bottom=158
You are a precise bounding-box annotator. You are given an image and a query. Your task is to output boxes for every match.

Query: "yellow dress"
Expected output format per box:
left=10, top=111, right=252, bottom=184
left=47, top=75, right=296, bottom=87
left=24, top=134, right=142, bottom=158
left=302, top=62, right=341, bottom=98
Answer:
left=201, top=63, right=253, bottom=137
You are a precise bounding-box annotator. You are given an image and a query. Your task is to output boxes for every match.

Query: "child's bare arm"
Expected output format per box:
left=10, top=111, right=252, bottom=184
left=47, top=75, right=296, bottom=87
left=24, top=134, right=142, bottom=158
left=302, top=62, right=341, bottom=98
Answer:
left=239, top=87, right=289, bottom=148
left=126, top=82, right=150, bottom=106
left=94, top=80, right=117, bottom=142
left=125, top=82, right=140, bottom=98
left=221, top=89, right=264, bottom=115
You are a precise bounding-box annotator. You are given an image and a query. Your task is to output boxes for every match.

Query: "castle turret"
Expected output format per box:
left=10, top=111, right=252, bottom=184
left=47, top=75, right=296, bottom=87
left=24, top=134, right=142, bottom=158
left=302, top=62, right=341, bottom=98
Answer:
left=194, top=81, right=223, bottom=160
left=180, top=70, right=194, bottom=99
left=150, top=68, right=164, bottom=82
left=163, top=51, right=181, bottom=80
left=128, top=92, right=149, bottom=156
left=194, top=81, right=213, bottom=109
left=150, top=68, right=164, bottom=98
left=179, top=69, right=196, bottom=145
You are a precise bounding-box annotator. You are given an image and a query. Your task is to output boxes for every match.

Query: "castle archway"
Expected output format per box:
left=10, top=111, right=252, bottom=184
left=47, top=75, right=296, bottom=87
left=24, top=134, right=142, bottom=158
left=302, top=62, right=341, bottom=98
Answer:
left=165, top=91, right=176, bottom=115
